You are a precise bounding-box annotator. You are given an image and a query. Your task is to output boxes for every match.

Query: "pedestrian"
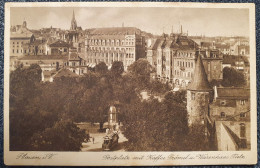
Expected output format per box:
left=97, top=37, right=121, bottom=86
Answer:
left=92, top=137, right=95, bottom=144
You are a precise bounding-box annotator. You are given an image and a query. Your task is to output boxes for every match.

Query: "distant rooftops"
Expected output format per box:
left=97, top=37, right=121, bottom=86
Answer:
left=49, top=40, right=71, bottom=48
left=19, top=55, right=68, bottom=60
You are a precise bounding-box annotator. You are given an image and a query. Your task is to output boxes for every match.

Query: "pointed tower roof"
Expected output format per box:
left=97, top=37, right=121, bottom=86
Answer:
left=72, top=10, right=75, bottom=20
left=70, top=10, right=77, bottom=30
left=188, top=54, right=212, bottom=91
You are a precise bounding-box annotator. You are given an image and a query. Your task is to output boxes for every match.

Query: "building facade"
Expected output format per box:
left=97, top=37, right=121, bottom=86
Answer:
left=209, top=87, right=250, bottom=150
left=83, top=27, right=146, bottom=70
left=10, top=21, right=35, bottom=57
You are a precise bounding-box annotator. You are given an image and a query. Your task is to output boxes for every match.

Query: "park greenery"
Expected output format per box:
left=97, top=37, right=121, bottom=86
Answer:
left=10, top=59, right=246, bottom=151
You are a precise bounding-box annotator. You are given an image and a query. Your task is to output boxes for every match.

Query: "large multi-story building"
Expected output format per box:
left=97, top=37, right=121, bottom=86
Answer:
left=10, top=21, right=35, bottom=57
left=153, top=33, right=223, bottom=88
left=83, top=27, right=146, bottom=70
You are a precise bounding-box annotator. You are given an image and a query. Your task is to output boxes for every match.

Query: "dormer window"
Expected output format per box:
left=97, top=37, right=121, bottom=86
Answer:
left=220, top=100, right=226, bottom=106
left=220, top=112, right=226, bottom=118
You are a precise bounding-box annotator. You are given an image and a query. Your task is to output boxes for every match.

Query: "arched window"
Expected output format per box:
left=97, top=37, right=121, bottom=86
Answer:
left=220, top=112, right=225, bottom=118
left=175, top=79, right=179, bottom=85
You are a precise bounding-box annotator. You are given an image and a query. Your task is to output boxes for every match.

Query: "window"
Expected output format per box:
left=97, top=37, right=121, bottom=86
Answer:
left=240, top=113, right=246, bottom=118
left=240, top=100, right=246, bottom=105
left=13, top=49, right=14, bottom=53
left=220, top=100, right=226, bottom=106
left=240, top=123, right=246, bottom=138
left=191, top=92, right=195, bottom=100
left=17, top=49, right=19, bottom=53
left=220, top=112, right=226, bottom=118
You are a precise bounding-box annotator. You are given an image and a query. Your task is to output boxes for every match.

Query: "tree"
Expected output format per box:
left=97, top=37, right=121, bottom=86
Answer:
left=127, top=59, right=154, bottom=89
left=110, top=61, right=124, bottom=77
left=95, top=62, right=108, bottom=75
left=122, top=93, right=188, bottom=151
left=31, top=120, right=86, bottom=151
left=221, top=67, right=246, bottom=87
left=10, top=64, right=43, bottom=150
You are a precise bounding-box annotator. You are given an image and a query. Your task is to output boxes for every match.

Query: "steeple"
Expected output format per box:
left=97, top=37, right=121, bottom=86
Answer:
left=70, top=10, right=77, bottom=30
left=72, top=10, right=75, bottom=20
left=188, top=54, right=212, bottom=91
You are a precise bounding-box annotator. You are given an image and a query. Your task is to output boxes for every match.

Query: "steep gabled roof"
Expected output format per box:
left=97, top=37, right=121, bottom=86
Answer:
left=53, top=68, right=78, bottom=78
left=187, top=54, right=212, bottom=91
left=49, top=40, right=70, bottom=48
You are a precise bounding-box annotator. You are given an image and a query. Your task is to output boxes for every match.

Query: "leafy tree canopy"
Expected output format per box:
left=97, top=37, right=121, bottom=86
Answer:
left=221, top=67, right=246, bottom=87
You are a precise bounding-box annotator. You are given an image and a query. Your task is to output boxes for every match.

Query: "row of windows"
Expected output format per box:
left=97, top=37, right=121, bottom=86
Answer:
left=220, top=112, right=246, bottom=118
left=176, top=52, right=194, bottom=58
left=88, top=46, right=135, bottom=52
left=12, top=41, right=24, bottom=45
left=220, top=100, right=247, bottom=106
left=88, top=39, right=135, bottom=47
left=177, top=60, right=194, bottom=68
left=191, top=92, right=209, bottom=101
left=87, top=52, right=135, bottom=59
left=86, top=58, right=134, bottom=65
left=174, top=70, right=193, bottom=78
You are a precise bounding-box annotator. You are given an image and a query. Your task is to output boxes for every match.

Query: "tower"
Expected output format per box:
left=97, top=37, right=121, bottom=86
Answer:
left=187, top=54, right=213, bottom=126
left=70, top=10, right=77, bottom=31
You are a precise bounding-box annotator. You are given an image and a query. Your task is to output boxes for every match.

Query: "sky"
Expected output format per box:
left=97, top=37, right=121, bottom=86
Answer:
left=10, top=7, right=249, bottom=37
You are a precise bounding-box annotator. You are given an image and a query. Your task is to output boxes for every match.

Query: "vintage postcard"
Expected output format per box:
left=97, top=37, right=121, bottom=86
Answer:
left=4, top=2, right=257, bottom=166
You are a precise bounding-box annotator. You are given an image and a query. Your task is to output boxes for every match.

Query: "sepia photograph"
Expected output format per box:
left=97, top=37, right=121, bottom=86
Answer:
left=4, top=2, right=257, bottom=166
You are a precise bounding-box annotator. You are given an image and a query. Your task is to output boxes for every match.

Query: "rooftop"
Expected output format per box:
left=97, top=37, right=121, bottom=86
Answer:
left=53, top=68, right=78, bottom=78
left=19, top=55, right=68, bottom=60
left=89, top=27, right=141, bottom=36
left=217, top=87, right=250, bottom=99
left=49, top=40, right=71, bottom=48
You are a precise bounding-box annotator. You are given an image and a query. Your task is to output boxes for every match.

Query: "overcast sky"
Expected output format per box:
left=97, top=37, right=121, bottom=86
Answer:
left=10, top=7, right=249, bottom=37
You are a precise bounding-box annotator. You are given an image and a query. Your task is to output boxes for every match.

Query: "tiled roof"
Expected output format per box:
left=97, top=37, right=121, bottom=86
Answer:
left=148, top=39, right=161, bottom=50
left=89, top=27, right=141, bottom=35
left=49, top=40, right=70, bottom=48
left=217, top=87, right=250, bottom=99
left=53, top=68, right=78, bottom=78
left=215, top=43, right=230, bottom=49
left=188, top=55, right=212, bottom=91
left=19, top=55, right=68, bottom=60
left=11, top=32, right=33, bottom=39
left=172, top=35, right=198, bottom=50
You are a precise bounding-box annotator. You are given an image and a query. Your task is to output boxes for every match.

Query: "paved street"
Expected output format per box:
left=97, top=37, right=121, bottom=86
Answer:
left=81, top=132, right=128, bottom=152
